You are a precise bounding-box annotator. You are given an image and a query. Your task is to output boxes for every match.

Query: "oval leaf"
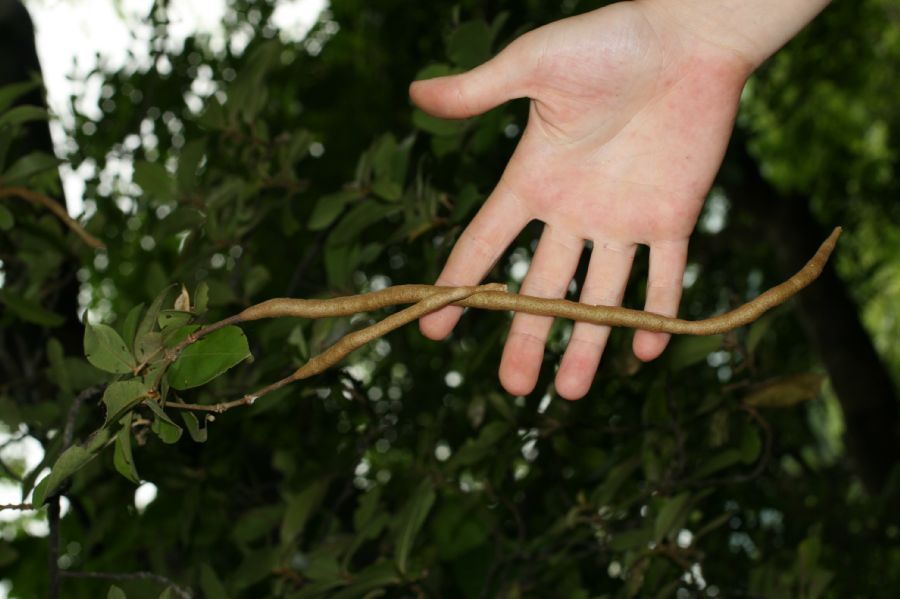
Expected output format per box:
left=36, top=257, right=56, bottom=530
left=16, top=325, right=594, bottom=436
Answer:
left=84, top=322, right=136, bottom=374
left=167, top=325, right=251, bottom=390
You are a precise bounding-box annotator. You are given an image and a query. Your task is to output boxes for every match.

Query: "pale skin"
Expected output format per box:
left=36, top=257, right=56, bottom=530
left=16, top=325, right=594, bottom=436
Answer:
left=412, top=0, right=831, bottom=400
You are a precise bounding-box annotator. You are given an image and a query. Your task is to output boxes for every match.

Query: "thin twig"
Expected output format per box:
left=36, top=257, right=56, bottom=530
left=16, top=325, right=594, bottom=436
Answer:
left=60, top=570, right=192, bottom=598
left=0, top=186, right=105, bottom=249
left=0, top=503, right=34, bottom=511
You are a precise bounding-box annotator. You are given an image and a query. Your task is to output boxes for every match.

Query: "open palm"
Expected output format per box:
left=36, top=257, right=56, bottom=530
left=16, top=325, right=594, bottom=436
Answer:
left=412, top=2, right=751, bottom=399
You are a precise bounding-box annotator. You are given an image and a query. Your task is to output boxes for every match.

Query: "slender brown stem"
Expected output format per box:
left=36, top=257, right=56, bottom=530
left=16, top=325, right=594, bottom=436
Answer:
left=0, top=186, right=105, bottom=249
left=0, top=503, right=34, bottom=511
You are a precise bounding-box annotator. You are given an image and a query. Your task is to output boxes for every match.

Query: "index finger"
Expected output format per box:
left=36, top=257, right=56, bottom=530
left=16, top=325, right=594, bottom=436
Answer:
left=419, top=182, right=530, bottom=340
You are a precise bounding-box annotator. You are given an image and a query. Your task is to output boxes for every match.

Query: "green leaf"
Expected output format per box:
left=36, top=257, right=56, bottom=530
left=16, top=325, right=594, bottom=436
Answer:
left=145, top=400, right=183, bottom=444
left=1, top=152, right=60, bottom=184
left=744, top=373, right=825, bottom=408
left=180, top=409, right=208, bottom=443
left=666, top=335, right=723, bottom=372
left=135, top=331, right=162, bottom=362
left=0, top=289, right=65, bottom=327
left=746, top=312, right=776, bottom=355
left=134, top=160, right=174, bottom=199
left=281, top=479, right=330, bottom=544
left=353, top=488, right=382, bottom=532
left=448, top=421, right=510, bottom=469
left=370, top=134, right=410, bottom=201
left=113, top=414, right=140, bottom=484
left=233, top=505, right=283, bottom=547
left=32, top=427, right=113, bottom=505
left=608, top=527, right=654, bottom=552
left=0, top=204, right=13, bottom=230
left=447, top=20, right=493, bottom=69
left=739, top=424, right=763, bottom=464
left=304, top=554, right=341, bottom=582
left=654, top=493, right=690, bottom=543
left=136, top=285, right=175, bottom=346
left=200, top=564, right=228, bottom=599
left=330, top=561, right=400, bottom=599
left=371, top=179, right=402, bottom=202
left=102, top=379, right=149, bottom=425
left=0, top=105, right=47, bottom=127
left=694, top=449, right=743, bottom=478
left=308, top=190, right=361, bottom=231
left=158, top=310, right=192, bottom=331
left=84, top=322, right=136, bottom=374
left=412, top=109, right=466, bottom=136
left=193, top=281, right=209, bottom=315
left=120, top=303, right=144, bottom=349
left=167, top=325, right=251, bottom=390
left=394, top=480, right=436, bottom=574
left=0, top=81, right=39, bottom=113
left=107, top=585, right=127, bottom=599
left=328, top=201, right=399, bottom=246
left=46, top=338, right=72, bottom=393
left=177, top=138, right=206, bottom=191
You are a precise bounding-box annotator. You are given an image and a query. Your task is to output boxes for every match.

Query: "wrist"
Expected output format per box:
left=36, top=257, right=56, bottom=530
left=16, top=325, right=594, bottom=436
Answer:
left=636, top=0, right=831, bottom=72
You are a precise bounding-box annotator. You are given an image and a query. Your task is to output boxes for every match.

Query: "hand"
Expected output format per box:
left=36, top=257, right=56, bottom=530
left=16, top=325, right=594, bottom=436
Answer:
left=411, top=2, right=752, bottom=399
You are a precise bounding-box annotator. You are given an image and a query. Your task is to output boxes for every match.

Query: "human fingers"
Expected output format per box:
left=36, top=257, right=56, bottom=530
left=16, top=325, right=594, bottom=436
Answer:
left=555, top=239, right=636, bottom=400
left=498, top=226, right=583, bottom=396
left=419, top=183, right=530, bottom=340
left=409, top=37, right=531, bottom=119
left=632, top=239, right=689, bottom=361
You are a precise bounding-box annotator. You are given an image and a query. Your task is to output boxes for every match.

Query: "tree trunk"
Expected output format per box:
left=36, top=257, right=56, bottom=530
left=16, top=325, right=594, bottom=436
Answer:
left=723, top=137, right=900, bottom=493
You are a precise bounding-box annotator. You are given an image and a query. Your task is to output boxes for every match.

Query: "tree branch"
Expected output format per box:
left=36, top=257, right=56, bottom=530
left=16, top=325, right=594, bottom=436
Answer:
left=0, top=186, right=105, bottom=249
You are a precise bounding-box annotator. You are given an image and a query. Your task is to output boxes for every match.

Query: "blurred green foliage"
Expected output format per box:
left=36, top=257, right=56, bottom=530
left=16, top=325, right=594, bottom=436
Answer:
left=1, top=1, right=899, bottom=598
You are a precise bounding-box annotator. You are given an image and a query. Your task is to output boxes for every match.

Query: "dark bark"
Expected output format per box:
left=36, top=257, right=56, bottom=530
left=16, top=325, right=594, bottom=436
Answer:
left=723, top=137, right=900, bottom=492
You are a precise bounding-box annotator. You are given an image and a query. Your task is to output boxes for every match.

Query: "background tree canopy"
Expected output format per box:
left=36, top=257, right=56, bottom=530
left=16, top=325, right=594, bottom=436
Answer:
left=1, top=0, right=899, bottom=597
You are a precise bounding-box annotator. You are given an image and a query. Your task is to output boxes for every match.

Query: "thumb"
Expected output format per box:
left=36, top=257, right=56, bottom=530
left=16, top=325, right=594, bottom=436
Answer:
left=409, top=43, right=531, bottom=119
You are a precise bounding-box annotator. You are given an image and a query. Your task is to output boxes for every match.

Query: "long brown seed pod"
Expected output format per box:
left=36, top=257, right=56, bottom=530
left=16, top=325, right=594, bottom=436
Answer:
left=240, top=227, right=841, bottom=335
left=166, top=228, right=841, bottom=414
